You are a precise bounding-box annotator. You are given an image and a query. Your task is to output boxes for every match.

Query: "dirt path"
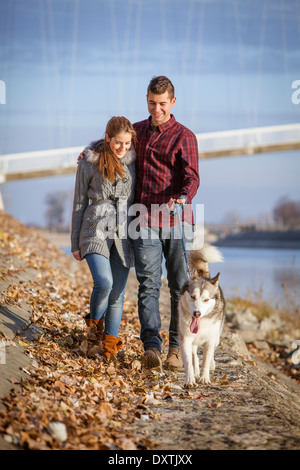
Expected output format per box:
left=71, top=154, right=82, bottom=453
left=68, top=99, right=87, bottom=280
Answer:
left=125, top=274, right=300, bottom=450
left=127, top=334, right=300, bottom=450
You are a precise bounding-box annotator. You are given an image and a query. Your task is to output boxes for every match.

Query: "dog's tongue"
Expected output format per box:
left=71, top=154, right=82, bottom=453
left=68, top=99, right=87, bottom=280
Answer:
left=190, top=317, right=201, bottom=334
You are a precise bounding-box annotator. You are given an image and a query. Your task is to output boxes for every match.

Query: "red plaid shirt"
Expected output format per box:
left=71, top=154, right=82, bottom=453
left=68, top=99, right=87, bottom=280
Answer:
left=133, top=115, right=200, bottom=227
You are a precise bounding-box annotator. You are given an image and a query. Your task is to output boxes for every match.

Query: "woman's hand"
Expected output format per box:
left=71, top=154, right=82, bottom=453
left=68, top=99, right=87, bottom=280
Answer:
left=72, top=250, right=82, bottom=261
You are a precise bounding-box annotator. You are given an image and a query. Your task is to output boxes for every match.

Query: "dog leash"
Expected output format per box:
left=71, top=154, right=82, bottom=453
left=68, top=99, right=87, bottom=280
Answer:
left=174, top=203, right=192, bottom=280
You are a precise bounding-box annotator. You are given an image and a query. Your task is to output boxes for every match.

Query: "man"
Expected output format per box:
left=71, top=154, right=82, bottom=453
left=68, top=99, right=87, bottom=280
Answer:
left=132, top=76, right=199, bottom=370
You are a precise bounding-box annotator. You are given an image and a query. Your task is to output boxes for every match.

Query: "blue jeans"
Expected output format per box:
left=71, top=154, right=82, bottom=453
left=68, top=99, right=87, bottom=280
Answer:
left=85, top=245, right=129, bottom=337
left=133, top=224, right=193, bottom=352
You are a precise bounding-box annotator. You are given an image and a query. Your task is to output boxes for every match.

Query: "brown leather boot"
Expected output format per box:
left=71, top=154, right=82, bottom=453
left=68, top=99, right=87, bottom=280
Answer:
left=141, top=348, right=162, bottom=371
left=163, top=347, right=182, bottom=370
left=101, top=334, right=122, bottom=362
left=84, top=314, right=104, bottom=341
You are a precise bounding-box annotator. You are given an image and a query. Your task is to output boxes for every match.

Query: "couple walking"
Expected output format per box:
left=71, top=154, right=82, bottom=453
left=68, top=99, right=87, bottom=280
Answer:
left=71, top=76, right=199, bottom=370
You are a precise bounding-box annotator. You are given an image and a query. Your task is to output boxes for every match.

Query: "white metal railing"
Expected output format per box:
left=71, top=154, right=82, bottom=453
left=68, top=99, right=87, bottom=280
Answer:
left=0, top=146, right=83, bottom=182
left=196, top=123, right=300, bottom=157
left=0, top=123, right=299, bottom=182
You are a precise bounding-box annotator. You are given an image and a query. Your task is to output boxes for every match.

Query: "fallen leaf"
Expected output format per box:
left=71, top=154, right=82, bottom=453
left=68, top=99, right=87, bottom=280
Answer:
left=98, top=402, right=114, bottom=419
left=121, top=439, right=137, bottom=450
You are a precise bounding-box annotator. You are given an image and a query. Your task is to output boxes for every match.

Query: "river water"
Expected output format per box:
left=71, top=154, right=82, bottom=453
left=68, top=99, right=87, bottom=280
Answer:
left=199, top=246, right=300, bottom=309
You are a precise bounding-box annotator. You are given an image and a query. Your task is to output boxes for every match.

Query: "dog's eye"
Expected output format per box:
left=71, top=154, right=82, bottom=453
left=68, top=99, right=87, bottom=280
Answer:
left=203, top=298, right=209, bottom=303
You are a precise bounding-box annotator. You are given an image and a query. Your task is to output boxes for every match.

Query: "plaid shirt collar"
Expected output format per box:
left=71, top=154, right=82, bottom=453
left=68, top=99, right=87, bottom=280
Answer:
left=147, top=114, right=177, bottom=133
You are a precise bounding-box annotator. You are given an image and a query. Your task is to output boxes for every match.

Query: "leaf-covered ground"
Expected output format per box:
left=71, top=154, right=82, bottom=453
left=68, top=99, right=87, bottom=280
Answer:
left=0, top=214, right=165, bottom=449
left=0, top=213, right=300, bottom=451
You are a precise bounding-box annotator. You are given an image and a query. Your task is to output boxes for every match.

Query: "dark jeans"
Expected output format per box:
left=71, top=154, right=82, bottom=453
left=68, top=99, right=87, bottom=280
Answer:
left=132, top=224, right=193, bottom=352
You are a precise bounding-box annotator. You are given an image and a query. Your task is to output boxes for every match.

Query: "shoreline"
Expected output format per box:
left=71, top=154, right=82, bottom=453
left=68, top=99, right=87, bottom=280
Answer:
left=214, top=230, right=300, bottom=250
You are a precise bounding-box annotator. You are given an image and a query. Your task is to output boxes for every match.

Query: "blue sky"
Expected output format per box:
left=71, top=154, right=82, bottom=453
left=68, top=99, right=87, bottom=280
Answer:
left=0, top=0, right=300, bottom=226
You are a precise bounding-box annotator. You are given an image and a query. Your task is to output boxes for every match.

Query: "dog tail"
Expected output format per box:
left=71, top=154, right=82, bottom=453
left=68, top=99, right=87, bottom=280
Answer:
left=188, top=243, right=223, bottom=277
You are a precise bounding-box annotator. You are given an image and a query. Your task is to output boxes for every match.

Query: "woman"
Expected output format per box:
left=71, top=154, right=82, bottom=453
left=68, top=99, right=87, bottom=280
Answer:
left=71, top=116, right=136, bottom=361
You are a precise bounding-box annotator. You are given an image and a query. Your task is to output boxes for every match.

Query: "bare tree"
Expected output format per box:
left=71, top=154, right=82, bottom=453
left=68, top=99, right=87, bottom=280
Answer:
left=44, top=191, right=68, bottom=231
left=273, top=196, right=300, bottom=229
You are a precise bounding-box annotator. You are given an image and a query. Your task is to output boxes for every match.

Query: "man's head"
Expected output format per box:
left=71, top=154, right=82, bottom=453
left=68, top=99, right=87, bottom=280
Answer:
left=146, top=76, right=176, bottom=127
left=147, top=75, right=175, bottom=100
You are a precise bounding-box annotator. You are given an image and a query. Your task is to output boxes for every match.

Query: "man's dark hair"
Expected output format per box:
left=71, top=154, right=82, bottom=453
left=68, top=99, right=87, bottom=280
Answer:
left=147, top=76, right=175, bottom=100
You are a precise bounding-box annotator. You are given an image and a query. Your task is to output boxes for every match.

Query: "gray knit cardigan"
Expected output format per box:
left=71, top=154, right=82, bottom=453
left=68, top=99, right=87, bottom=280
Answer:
left=71, top=144, right=136, bottom=267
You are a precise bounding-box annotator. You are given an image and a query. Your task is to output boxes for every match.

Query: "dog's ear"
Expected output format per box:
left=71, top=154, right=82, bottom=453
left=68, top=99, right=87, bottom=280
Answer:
left=210, top=272, right=220, bottom=286
left=180, top=281, right=190, bottom=295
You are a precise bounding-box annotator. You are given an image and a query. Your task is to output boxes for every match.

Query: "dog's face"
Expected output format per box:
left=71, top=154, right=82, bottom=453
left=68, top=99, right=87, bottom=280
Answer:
left=180, top=273, right=220, bottom=333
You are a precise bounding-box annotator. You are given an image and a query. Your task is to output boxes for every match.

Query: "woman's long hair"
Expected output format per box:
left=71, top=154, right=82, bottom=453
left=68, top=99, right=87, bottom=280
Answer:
left=91, top=116, right=136, bottom=183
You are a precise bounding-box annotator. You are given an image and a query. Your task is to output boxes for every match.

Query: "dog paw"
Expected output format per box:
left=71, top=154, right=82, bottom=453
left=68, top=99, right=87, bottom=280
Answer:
left=199, top=375, right=211, bottom=385
left=184, top=382, right=197, bottom=389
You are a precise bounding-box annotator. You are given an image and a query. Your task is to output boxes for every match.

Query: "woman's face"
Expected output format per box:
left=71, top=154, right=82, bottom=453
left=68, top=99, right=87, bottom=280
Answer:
left=106, top=131, right=132, bottom=159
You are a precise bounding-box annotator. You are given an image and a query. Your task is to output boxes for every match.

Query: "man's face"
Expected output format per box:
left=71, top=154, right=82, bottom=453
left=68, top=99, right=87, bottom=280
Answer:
left=147, top=91, right=176, bottom=127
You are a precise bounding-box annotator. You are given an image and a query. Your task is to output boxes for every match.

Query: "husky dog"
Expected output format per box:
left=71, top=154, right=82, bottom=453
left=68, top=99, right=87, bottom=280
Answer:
left=178, top=244, right=225, bottom=387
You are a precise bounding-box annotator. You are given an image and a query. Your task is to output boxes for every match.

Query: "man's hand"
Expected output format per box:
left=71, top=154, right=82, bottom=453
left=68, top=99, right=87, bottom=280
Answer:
left=77, top=151, right=85, bottom=164
left=72, top=250, right=82, bottom=261
left=176, top=197, right=187, bottom=206
left=166, top=197, right=187, bottom=215
left=167, top=197, right=187, bottom=211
